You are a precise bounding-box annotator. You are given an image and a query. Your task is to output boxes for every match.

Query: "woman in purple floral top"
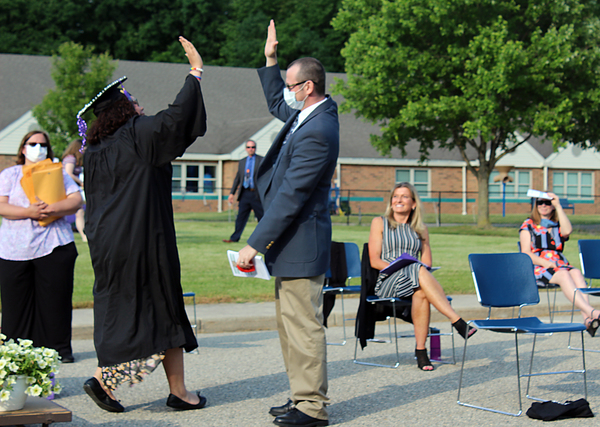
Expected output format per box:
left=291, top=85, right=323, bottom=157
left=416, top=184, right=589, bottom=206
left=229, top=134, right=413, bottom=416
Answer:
left=0, top=130, right=83, bottom=362
left=520, top=192, right=600, bottom=336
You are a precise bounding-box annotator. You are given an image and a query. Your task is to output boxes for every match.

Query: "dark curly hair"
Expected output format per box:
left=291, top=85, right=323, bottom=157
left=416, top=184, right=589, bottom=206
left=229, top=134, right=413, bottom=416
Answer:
left=87, top=97, right=137, bottom=146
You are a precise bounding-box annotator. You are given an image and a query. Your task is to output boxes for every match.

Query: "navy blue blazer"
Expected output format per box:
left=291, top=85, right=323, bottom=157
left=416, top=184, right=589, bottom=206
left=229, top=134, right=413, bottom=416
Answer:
left=230, top=154, right=263, bottom=201
left=248, top=64, right=339, bottom=278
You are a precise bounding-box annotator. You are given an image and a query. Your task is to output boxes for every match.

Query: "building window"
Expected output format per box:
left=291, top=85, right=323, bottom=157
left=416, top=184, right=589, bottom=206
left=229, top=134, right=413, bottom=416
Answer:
left=172, top=163, right=216, bottom=194
left=552, top=171, right=593, bottom=199
left=395, top=169, right=430, bottom=197
left=489, top=170, right=530, bottom=199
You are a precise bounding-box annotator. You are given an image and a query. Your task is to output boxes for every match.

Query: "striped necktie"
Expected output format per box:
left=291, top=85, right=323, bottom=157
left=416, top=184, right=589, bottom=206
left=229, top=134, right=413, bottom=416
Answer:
left=282, top=115, right=299, bottom=145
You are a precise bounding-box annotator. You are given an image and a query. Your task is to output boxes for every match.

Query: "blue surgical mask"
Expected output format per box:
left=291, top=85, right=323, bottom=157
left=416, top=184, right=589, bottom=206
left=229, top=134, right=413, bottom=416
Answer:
left=283, top=83, right=308, bottom=110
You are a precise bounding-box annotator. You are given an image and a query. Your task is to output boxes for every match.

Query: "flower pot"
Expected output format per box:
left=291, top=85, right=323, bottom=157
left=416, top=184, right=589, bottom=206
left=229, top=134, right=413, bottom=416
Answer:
left=0, top=375, right=28, bottom=411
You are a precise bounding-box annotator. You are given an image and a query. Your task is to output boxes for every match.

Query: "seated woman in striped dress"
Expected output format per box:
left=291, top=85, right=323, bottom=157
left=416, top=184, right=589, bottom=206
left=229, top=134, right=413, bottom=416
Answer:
left=369, top=182, right=476, bottom=371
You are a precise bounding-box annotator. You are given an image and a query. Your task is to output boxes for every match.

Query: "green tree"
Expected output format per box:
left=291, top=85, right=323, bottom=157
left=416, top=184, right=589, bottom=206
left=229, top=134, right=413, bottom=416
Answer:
left=0, top=0, right=89, bottom=55
left=86, top=0, right=229, bottom=64
left=32, top=42, right=116, bottom=155
left=219, top=0, right=347, bottom=71
left=333, top=0, right=600, bottom=227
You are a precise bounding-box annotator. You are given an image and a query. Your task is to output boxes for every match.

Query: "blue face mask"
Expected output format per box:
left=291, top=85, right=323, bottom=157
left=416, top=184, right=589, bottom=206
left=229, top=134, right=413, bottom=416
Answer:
left=283, top=83, right=308, bottom=110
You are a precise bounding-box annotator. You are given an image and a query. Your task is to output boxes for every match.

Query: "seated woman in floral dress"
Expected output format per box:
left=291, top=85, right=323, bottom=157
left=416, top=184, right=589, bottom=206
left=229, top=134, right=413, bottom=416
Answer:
left=520, top=192, right=600, bottom=336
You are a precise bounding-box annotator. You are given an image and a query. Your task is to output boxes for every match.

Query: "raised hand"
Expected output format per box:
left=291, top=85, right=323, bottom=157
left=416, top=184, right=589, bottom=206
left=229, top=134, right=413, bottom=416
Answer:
left=179, top=36, right=203, bottom=72
left=264, top=19, right=278, bottom=66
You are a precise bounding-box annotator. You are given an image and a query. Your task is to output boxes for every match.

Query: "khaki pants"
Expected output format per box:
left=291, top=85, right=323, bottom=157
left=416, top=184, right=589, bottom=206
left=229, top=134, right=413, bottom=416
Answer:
left=275, top=275, right=329, bottom=420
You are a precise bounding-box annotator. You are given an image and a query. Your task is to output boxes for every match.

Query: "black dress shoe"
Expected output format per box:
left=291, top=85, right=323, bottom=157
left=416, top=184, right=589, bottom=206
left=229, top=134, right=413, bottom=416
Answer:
left=166, top=392, right=207, bottom=410
left=83, top=377, right=124, bottom=413
left=270, top=399, right=294, bottom=416
left=273, top=408, right=328, bottom=427
left=60, top=355, right=75, bottom=363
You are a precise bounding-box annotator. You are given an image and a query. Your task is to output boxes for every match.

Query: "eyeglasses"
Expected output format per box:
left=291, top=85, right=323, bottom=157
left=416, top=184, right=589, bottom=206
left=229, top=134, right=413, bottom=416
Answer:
left=26, top=142, right=49, bottom=148
left=537, top=199, right=552, bottom=206
left=246, top=146, right=256, bottom=149
left=285, top=81, right=307, bottom=90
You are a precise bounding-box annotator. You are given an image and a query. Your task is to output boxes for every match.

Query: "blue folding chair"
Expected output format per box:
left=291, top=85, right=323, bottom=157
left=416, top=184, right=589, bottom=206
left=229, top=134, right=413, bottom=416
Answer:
left=578, top=239, right=600, bottom=287
left=566, top=240, right=600, bottom=351
left=323, top=242, right=362, bottom=345
left=183, top=292, right=199, bottom=354
left=518, top=241, right=562, bottom=322
left=457, top=253, right=587, bottom=417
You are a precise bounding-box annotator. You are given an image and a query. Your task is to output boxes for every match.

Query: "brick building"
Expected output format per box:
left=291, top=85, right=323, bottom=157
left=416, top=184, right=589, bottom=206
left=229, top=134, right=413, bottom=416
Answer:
left=2, top=53, right=599, bottom=217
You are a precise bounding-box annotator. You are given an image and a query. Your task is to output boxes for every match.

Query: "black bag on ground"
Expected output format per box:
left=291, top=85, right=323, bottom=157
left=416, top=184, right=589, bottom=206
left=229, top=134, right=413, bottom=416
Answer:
left=526, top=398, right=593, bottom=421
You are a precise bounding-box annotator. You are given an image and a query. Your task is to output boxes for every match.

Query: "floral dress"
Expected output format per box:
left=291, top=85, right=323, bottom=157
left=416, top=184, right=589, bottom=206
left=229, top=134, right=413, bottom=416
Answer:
left=520, top=218, right=573, bottom=287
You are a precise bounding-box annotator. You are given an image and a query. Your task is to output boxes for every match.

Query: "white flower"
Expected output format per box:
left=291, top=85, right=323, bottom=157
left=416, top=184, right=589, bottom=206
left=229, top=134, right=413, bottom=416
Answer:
left=53, top=382, right=62, bottom=394
left=7, top=362, right=19, bottom=373
left=0, top=359, right=6, bottom=370
left=42, top=349, right=55, bottom=358
left=17, top=339, right=33, bottom=348
left=0, top=390, right=9, bottom=402
left=26, top=376, right=36, bottom=385
left=26, top=384, right=43, bottom=397
left=37, top=359, right=47, bottom=369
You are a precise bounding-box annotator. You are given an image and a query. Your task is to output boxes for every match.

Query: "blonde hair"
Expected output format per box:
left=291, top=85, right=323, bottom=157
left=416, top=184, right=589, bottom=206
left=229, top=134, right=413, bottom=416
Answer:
left=62, top=139, right=83, bottom=166
left=530, top=199, right=557, bottom=225
left=384, top=182, right=426, bottom=239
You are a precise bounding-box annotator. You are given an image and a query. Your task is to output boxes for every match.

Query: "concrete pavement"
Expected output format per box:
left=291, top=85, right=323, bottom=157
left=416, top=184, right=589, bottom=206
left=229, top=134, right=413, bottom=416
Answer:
left=72, top=290, right=580, bottom=338
left=18, top=291, right=599, bottom=426
left=54, top=313, right=599, bottom=426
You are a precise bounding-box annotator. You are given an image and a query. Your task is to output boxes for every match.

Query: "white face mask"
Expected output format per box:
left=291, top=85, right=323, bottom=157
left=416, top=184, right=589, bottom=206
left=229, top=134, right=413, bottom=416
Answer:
left=24, top=144, right=48, bottom=163
left=283, top=83, right=308, bottom=110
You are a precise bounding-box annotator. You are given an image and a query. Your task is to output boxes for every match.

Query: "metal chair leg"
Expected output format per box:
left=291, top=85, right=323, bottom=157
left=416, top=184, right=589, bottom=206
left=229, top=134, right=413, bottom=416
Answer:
left=183, top=292, right=199, bottom=354
left=457, top=326, right=522, bottom=417
left=326, top=290, right=347, bottom=346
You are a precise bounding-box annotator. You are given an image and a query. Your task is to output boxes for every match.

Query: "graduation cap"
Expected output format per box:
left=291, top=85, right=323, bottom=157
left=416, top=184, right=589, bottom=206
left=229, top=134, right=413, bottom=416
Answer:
left=76, top=76, right=136, bottom=149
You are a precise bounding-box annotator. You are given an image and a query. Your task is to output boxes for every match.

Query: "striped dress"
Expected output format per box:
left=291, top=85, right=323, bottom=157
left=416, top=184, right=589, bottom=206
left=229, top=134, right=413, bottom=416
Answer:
left=374, top=218, right=423, bottom=298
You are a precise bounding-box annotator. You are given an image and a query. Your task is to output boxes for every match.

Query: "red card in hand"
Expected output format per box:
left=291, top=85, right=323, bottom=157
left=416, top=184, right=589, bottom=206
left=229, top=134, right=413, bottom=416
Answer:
left=237, top=264, right=256, bottom=273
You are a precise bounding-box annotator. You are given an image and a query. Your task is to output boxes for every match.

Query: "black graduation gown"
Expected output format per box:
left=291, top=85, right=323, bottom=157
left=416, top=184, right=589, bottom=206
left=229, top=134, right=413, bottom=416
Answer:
left=83, top=75, right=206, bottom=367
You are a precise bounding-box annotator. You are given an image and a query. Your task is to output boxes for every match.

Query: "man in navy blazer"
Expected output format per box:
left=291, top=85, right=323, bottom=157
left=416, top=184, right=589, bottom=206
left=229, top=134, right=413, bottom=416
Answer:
left=223, top=140, right=263, bottom=243
left=237, top=20, right=338, bottom=427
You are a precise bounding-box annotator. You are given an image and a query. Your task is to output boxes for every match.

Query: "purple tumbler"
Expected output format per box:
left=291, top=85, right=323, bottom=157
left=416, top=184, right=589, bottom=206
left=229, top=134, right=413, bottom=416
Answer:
left=430, top=327, right=441, bottom=361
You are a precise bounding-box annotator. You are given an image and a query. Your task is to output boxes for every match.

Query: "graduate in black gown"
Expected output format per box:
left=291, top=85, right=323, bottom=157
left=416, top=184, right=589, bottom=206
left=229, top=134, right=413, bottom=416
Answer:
left=77, top=37, right=207, bottom=413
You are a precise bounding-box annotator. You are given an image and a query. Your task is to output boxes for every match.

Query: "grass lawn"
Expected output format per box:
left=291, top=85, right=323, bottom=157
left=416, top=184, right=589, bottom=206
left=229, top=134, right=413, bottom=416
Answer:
left=67, top=213, right=600, bottom=308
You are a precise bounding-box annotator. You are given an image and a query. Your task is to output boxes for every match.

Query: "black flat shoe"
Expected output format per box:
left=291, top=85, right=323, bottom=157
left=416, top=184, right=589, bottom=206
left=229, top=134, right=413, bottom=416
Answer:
left=270, top=399, right=294, bottom=416
left=166, top=392, right=207, bottom=410
left=273, top=408, right=328, bottom=427
left=83, top=377, right=124, bottom=413
left=60, top=355, right=75, bottom=363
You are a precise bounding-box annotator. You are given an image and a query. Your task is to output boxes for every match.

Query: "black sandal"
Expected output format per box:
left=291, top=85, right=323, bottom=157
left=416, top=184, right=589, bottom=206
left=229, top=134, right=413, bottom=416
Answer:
left=415, top=349, right=434, bottom=371
left=586, top=310, right=600, bottom=337
left=453, top=318, right=477, bottom=340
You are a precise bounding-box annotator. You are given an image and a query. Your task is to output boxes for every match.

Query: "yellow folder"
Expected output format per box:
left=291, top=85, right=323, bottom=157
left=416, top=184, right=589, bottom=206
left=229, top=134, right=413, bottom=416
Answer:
left=20, top=159, right=66, bottom=226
